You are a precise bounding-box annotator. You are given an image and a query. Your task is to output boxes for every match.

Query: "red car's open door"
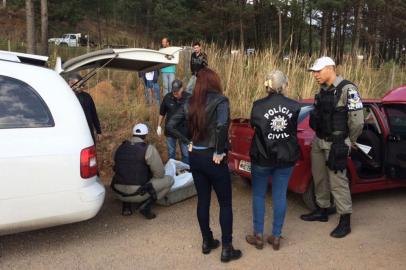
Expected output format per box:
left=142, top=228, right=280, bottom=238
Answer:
left=382, top=85, right=406, bottom=179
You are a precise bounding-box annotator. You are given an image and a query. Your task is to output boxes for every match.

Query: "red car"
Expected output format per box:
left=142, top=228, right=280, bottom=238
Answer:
left=228, top=86, right=406, bottom=210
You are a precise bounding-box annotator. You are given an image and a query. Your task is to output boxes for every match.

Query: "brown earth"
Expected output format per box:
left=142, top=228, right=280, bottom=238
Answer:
left=0, top=177, right=405, bottom=270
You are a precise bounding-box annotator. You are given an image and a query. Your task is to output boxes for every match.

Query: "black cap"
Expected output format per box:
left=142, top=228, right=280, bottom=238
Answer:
left=172, top=79, right=183, bottom=92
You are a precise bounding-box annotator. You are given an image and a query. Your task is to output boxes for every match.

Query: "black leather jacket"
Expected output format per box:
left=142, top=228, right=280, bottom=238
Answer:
left=166, top=91, right=230, bottom=154
left=250, top=93, right=301, bottom=167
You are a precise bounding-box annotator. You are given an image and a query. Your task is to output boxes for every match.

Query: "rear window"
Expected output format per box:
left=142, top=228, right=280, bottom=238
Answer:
left=385, top=105, right=406, bottom=139
left=298, top=105, right=313, bottom=123
left=0, top=75, right=54, bottom=129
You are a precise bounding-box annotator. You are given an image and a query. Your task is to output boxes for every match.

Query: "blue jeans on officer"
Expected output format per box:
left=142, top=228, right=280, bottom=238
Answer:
left=251, top=164, right=293, bottom=237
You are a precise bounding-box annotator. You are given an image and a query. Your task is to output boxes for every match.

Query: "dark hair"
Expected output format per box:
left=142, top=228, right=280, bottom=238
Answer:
left=188, top=68, right=223, bottom=142
left=192, top=41, right=201, bottom=47
left=68, top=73, right=83, bottom=81
left=162, top=37, right=171, bottom=45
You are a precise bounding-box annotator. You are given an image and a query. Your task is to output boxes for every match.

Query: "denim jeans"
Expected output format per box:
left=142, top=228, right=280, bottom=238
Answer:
left=166, top=136, right=189, bottom=164
left=251, top=164, right=294, bottom=237
left=186, top=75, right=197, bottom=93
left=162, top=72, right=175, bottom=96
left=144, top=81, right=160, bottom=105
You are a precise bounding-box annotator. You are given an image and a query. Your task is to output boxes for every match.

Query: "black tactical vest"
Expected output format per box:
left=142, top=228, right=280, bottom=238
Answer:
left=310, top=80, right=351, bottom=140
left=112, top=141, right=151, bottom=186
left=250, top=93, right=301, bottom=167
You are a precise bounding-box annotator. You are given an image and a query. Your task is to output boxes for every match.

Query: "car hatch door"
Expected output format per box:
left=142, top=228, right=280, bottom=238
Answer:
left=59, top=47, right=182, bottom=75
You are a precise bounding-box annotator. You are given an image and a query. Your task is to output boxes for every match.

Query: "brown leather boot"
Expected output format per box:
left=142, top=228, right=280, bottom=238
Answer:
left=245, top=233, right=264, bottom=249
left=267, top=235, right=281, bottom=251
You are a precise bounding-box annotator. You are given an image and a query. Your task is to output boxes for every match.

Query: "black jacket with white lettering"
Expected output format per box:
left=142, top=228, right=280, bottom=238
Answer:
left=250, top=92, right=301, bottom=167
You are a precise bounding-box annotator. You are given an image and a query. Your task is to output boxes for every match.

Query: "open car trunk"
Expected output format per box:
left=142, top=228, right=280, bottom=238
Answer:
left=58, top=46, right=181, bottom=74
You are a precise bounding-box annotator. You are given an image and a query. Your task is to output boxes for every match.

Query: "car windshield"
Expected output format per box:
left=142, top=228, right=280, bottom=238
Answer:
left=298, top=105, right=313, bottom=123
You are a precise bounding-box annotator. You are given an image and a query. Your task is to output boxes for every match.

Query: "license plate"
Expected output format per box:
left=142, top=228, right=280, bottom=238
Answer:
left=238, top=160, right=251, bottom=173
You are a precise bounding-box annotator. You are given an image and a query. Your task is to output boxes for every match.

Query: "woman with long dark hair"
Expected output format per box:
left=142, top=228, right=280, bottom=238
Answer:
left=166, top=68, right=242, bottom=263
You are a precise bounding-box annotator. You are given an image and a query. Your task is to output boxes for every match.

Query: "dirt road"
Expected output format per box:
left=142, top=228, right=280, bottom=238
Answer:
left=1, top=177, right=405, bottom=270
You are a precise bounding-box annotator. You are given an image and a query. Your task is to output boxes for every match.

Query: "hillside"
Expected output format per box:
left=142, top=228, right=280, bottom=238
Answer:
left=0, top=7, right=151, bottom=50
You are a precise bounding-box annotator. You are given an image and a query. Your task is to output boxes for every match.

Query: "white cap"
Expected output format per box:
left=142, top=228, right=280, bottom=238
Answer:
left=132, top=123, right=149, bottom=135
left=308, top=56, right=335, bottom=71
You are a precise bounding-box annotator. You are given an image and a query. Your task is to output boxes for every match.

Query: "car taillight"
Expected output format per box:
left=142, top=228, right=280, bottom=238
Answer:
left=80, top=146, right=98, bottom=179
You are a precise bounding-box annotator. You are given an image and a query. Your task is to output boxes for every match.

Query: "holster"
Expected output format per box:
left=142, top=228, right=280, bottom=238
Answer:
left=326, top=141, right=349, bottom=173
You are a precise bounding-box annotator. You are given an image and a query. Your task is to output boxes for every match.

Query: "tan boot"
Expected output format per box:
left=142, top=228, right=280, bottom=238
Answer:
left=267, top=235, right=281, bottom=251
left=245, top=233, right=264, bottom=250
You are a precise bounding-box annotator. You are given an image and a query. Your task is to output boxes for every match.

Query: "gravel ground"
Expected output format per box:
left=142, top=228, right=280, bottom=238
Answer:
left=1, top=177, right=405, bottom=270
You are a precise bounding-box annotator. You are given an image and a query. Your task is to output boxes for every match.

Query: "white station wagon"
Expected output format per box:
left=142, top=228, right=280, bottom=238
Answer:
left=0, top=47, right=180, bottom=235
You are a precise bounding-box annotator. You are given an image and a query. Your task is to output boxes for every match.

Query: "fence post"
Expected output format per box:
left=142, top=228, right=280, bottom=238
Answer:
left=390, top=62, right=396, bottom=90
left=8, top=39, right=10, bottom=51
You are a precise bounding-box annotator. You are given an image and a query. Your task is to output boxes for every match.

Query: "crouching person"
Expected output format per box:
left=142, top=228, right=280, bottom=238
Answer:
left=111, top=123, right=174, bottom=219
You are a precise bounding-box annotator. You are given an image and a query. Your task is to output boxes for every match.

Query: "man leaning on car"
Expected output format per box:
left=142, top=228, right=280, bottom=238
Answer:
left=300, top=57, right=364, bottom=238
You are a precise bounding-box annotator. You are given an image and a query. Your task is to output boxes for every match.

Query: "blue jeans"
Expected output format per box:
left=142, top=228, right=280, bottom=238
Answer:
left=166, top=136, right=189, bottom=164
left=186, top=75, right=197, bottom=93
left=144, top=81, right=160, bottom=105
left=251, top=164, right=293, bottom=237
left=162, top=72, right=175, bottom=96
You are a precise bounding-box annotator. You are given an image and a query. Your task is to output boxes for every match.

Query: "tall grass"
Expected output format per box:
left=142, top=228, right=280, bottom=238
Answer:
left=45, top=44, right=406, bottom=180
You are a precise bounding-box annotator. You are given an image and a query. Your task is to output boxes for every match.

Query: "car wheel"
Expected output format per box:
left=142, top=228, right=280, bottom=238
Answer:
left=302, top=179, right=337, bottom=214
left=302, top=181, right=317, bottom=210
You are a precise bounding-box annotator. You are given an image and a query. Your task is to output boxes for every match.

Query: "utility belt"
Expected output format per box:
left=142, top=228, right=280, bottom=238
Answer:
left=111, top=181, right=157, bottom=201
left=318, top=133, right=347, bottom=143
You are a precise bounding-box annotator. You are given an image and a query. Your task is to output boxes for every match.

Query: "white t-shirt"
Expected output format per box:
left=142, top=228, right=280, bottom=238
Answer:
left=145, top=71, right=154, bottom=81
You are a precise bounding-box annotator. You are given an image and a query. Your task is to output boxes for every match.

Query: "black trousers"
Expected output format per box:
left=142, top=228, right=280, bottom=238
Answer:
left=189, top=150, right=233, bottom=244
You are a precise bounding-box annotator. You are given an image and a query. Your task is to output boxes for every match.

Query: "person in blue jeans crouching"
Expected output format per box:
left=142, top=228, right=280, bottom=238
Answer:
left=246, top=70, right=301, bottom=250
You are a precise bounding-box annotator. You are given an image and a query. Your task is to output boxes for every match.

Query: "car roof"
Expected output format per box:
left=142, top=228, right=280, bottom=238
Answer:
left=0, top=50, right=48, bottom=67
left=382, top=85, right=406, bottom=104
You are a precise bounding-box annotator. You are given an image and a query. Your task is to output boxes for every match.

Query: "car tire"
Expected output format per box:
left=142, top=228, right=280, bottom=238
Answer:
left=302, top=179, right=337, bottom=214
left=302, top=180, right=317, bottom=210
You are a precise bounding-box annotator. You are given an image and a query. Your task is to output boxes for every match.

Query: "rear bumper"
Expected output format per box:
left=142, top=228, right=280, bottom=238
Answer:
left=0, top=179, right=105, bottom=236
left=228, top=151, right=312, bottom=194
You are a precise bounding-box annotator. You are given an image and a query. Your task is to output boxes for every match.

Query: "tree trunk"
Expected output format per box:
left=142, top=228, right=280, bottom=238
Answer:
left=25, top=0, right=36, bottom=54
left=238, top=0, right=244, bottom=51
left=278, top=7, right=282, bottom=51
left=319, top=10, right=327, bottom=55
left=40, top=0, right=48, bottom=55
left=2, top=0, right=6, bottom=8
left=326, top=10, right=333, bottom=55
left=352, top=0, right=363, bottom=57
left=297, top=0, right=305, bottom=52
left=340, top=9, right=348, bottom=62
left=96, top=0, right=102, bottom=47
left=308, top=5, right=313, bottom=56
